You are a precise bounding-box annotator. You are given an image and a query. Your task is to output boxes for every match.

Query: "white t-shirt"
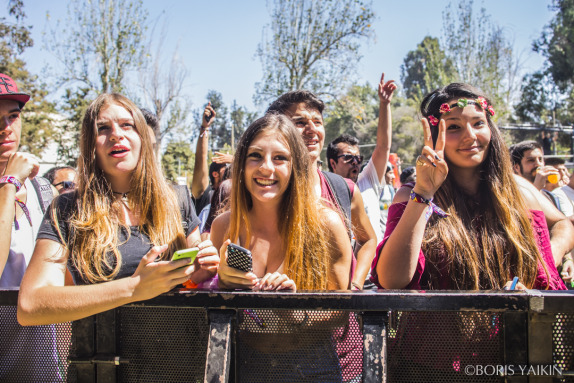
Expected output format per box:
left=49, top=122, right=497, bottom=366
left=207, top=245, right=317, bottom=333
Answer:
left=0, top=179, right=45, bottom=288
left=554, top=186, right=574, bottom=217
left=356, top=159, right=385, bottom=243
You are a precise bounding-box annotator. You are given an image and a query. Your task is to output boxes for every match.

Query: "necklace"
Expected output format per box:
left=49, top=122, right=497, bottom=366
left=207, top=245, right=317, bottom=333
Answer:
left=113, top=191, right=130, bottom=203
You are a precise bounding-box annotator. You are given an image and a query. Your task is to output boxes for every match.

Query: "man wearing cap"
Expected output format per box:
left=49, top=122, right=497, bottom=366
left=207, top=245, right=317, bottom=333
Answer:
left=0, top=73, right=61, bottom=381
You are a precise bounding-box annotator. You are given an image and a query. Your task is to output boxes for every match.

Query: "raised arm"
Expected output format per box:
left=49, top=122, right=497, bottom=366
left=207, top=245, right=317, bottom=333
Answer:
left=372, top=73, right=397, bottom=183
left=191, top=103, right=216, bottom=199
left=0, top=152, right=39, bottom=275
left=375, top=118, right=448, bottom=289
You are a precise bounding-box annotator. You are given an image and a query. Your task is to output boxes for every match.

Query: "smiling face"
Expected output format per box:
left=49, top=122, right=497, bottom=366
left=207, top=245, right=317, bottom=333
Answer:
left=0, top=99, right=22, bottom=169
left=95, top=103, right=142, bottom=185
left=285, top=102, right=324, bottom=163
left=441, top=101, right=491, bottom=172
left=244, top=130, right=292, bottom=205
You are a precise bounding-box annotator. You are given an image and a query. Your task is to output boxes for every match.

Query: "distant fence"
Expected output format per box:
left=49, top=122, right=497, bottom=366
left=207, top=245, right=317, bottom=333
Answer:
left=1, top=289, right=573, bottom=383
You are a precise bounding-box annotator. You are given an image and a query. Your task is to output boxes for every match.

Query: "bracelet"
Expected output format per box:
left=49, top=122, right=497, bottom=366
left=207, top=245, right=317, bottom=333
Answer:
left=563, top=255, right=573, bottom=264
left=0, top=175, right=22, bottom=192
left=409, top=189, right=449, bottom=220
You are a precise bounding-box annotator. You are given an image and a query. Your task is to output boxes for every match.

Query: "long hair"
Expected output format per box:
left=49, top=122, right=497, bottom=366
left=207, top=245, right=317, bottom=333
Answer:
left=58, top=93, right=186, bottom=283
left=419, top=83, right=548, bottom=289
left=228, top=113, right=330, bottom=290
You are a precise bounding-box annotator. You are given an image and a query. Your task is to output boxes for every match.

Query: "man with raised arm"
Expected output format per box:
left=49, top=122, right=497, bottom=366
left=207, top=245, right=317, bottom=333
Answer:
left=190, top=102, right=229, bottom=215
left=326, top=73, right=397, bottom=243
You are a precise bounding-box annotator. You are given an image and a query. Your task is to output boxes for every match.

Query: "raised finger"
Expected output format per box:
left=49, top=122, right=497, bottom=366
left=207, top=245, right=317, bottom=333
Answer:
left=421, top=118, right=433, bottom=148
left=435, top=119, right=446, bottom=156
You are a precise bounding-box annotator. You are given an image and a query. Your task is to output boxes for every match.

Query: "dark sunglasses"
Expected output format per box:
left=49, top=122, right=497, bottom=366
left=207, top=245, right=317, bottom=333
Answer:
left=53, top=181, right=76, bottom=190
left=337, top=154, right=364, bottom=165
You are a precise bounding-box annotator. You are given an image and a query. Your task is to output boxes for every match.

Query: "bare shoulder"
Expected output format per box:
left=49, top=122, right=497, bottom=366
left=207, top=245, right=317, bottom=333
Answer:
left=513, top=174, right=542, bottom=210
left=393, top=185, right=412, bottom=203
left=320, top=207, right=348, bottom=237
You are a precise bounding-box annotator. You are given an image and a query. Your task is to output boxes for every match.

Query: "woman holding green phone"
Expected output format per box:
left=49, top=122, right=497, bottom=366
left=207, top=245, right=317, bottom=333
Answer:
left=17, top=93, right=219, bottom=325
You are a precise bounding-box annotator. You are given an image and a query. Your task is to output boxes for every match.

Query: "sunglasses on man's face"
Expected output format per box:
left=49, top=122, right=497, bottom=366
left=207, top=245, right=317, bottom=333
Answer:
left=53, top=181, right=76, bottom=190
left=337, top=154, right=364, bottom=165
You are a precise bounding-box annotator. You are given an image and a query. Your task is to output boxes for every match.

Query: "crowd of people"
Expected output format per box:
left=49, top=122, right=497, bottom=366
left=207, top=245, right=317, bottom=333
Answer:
left=2, top=70, right=574, bottom=380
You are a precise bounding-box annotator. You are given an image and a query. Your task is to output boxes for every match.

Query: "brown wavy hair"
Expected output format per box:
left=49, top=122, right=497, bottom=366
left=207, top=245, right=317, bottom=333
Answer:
left=56, top=93, right=185, bottom=283
left=419, top=83, right=548, bottom=289
left=227, top=113, right=330, bottom=289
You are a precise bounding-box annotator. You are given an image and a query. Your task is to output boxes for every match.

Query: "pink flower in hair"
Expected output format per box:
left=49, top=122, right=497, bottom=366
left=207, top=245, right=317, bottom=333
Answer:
left=428, top=115, right=439, bottom=126
left=487, top=105, right=495, bottom=116
left=477, top=97, right=488, bottom=109
left=439, top=103, right=451, bottom=114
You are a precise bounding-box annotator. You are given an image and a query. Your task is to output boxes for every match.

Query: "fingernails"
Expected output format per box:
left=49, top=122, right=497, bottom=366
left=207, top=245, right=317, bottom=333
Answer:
left=431, top=162, right=437, bottom=168
left=434, top=154, right=440, bottom=160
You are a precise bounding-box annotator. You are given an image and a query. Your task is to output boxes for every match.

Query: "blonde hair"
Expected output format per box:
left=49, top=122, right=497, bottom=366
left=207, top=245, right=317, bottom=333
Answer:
left=57, top=93, right=185, bottom=283
left=228, top=113, right=331, bottom=290
left=420, top=84, right=548, bottom=289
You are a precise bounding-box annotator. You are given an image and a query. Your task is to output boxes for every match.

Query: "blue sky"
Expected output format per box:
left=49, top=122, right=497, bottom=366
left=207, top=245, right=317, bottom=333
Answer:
left=15, top=0, right=556, bottom=113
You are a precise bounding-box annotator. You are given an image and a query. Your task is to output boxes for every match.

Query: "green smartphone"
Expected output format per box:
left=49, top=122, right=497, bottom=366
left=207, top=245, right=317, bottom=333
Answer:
left=172, top=247, right=199, bottom=265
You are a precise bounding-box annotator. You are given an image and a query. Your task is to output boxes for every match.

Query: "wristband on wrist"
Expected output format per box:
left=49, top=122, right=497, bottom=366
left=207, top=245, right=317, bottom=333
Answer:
left=0, top=175, right=22, bottom=192
left=409, top=189, right=449, bottom=220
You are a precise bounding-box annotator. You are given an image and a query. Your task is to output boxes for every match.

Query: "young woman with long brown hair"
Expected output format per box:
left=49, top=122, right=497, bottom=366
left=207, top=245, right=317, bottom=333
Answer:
left=372, top=83, right=566, bottom=291
left=17, top=93, right=219, bottom=325
left=370, top=83, right=568, bottom=382
left=210, top=113, right=353, bottom=382
left=211, top=112, right=351, bottom=291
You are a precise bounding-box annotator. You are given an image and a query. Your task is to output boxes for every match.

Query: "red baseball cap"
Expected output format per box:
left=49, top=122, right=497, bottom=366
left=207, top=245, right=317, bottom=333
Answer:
left=0, top=73, right=30, bottom=108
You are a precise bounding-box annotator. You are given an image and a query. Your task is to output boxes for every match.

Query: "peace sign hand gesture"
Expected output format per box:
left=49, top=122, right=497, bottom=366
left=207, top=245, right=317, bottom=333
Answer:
left=413, top=118, right=448, bottom=199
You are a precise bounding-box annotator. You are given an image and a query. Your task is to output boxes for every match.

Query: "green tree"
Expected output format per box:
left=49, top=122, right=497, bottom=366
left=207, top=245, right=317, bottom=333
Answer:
left=229, top=100, right=257, bottom=151
left=0, top=0, right=56, bottom=157
left=324, top=83, right=379, bottom=159
left=161, top=140, right=195, bottom=185
left=442, top=0, right=521, bottom=121
left=514, top=71, right=568, bottom=125
left=534, top=0, right=574, bottom=91
left=324, top=84, right=422, bottom=166
left=45, top=0, right=149, bottom=163
left=401, top=36, right=455, bottom=102
left=254, top=0, right=375, bottom=105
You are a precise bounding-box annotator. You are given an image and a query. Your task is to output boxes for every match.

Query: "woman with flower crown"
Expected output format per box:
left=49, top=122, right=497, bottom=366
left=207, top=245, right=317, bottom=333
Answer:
left=371, top=83, right=566, bottom=291
left=369, top=83, right=569, bottom=381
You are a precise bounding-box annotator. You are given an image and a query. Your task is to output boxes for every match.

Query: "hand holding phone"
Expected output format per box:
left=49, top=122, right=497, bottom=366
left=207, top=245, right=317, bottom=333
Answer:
left=227, top=243, right=253, bottom=272
left=172, top=247, right=199, bottom=265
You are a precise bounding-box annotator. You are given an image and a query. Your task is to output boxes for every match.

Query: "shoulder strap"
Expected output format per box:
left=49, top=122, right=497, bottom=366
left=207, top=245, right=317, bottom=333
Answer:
left=172, top=184, right=191, bottom=232
left=31, top=176, right=55, bottom=214
left=322, top=171, right=352, bottom=238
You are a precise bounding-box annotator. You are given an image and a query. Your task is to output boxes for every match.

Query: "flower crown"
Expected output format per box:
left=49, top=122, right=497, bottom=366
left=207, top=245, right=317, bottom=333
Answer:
left=427, top=97, right=495, bottom=126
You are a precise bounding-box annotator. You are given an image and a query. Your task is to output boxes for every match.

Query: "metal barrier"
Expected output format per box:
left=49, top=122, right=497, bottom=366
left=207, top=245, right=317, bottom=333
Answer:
left=1, top=288, right=573, bottom=383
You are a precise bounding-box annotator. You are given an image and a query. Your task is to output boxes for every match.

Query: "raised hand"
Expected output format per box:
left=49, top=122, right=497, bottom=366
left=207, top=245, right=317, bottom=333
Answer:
left=377, top=73, right=397, bottom=105
left=413, top=118, right=448, bottom=199
left=201, top=102, right=216, bottom=134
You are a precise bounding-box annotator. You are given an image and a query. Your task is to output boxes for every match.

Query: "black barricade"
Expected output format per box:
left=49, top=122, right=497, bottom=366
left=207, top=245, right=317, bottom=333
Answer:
left=1, top=289, right=573, bottom=383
